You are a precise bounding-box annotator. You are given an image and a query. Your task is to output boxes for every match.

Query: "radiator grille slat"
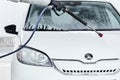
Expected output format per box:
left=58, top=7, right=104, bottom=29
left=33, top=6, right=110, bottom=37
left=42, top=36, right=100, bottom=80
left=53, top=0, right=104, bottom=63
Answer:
left=62, top=69, right=117, bottom=75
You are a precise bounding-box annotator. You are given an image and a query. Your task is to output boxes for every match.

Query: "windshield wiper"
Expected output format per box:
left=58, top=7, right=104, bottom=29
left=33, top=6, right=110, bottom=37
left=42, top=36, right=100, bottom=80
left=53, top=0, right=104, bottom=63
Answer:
left=52, top=1, right=103, bottom=37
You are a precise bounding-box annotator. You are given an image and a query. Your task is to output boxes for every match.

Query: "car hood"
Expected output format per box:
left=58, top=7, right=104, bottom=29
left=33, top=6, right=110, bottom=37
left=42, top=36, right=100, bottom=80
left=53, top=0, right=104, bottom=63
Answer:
left=21, top=31, right=120, bottom=62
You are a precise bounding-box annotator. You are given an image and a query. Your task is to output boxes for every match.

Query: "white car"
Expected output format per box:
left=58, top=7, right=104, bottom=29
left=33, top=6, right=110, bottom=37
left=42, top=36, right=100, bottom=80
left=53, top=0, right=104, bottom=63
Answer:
left=5, top=0, right=120, bottom=80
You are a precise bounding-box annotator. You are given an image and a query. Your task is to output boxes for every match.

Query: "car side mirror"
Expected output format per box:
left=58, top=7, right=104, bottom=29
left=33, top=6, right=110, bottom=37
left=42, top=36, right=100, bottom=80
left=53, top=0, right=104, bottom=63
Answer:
left=4, top=24, right=18, bottom=35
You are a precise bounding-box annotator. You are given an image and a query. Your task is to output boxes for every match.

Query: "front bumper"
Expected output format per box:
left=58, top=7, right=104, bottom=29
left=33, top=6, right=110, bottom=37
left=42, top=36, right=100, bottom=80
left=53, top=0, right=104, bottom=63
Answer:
left=11, top=56, right=120, bottom=80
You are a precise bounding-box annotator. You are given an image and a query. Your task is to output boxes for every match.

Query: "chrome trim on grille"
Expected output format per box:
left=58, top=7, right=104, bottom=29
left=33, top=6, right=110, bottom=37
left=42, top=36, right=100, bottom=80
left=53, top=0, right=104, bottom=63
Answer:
left=52, top=58, right=119, bottom=64
left=52, top=58, right=120, bottom=75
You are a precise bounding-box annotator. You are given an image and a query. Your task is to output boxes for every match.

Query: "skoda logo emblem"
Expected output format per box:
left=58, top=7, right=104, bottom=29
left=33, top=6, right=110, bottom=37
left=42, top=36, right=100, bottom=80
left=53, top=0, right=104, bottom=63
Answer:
left=85, top=53, right=93, bottom=60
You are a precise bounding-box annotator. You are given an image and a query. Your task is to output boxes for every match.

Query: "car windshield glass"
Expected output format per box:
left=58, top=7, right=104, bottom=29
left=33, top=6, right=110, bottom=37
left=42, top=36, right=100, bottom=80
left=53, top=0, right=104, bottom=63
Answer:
left=24, top=2, right=120, bottom=31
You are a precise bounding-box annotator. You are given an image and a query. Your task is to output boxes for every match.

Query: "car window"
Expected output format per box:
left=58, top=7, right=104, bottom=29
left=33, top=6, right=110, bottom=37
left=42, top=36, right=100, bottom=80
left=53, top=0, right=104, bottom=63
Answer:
left=24, top=1, right=120, bottom=31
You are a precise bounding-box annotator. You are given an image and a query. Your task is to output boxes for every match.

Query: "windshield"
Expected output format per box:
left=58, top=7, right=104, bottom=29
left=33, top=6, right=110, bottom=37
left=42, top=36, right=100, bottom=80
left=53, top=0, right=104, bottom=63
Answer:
left=24, top=1, right=120, bottom=31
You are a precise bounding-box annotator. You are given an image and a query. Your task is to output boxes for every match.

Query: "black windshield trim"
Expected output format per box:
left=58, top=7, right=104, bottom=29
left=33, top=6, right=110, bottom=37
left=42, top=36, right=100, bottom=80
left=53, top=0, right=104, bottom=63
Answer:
left=24, top=29, right=120, bottom=31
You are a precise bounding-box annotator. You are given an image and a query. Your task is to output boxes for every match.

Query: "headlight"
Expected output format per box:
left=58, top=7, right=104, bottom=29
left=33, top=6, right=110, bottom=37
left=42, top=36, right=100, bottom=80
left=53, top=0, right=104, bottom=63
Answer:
left=17, top=46, right=52, bottom=67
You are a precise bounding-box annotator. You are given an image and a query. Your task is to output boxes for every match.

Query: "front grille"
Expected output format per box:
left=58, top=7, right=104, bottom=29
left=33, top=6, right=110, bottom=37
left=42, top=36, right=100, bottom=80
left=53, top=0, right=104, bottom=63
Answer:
left=53, top=58, right=120, bottom=75
left=62, top=69, right=117, bottom=75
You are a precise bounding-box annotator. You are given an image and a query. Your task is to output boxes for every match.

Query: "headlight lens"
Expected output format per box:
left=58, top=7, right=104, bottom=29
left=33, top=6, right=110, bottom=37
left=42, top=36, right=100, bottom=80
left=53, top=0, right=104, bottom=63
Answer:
left=17, top=46, right=52, bottom=67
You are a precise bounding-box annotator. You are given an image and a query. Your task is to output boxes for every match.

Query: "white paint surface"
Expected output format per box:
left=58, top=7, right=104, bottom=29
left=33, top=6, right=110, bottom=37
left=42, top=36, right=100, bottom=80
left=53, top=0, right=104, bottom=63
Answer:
left=0, top=63, right=11, bottom=80
left=0, top=47, right=13, bottom=80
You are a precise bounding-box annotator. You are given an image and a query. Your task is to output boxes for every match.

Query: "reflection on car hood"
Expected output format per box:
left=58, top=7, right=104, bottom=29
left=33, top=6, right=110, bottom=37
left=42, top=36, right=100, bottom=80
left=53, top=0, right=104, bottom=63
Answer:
left=21, top=31, right=120, bottom=62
